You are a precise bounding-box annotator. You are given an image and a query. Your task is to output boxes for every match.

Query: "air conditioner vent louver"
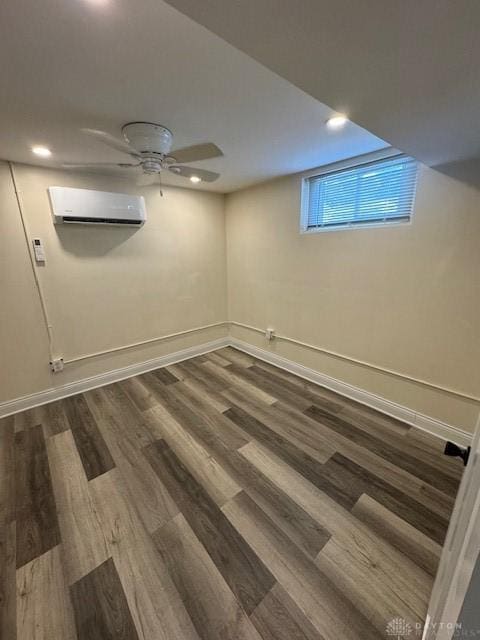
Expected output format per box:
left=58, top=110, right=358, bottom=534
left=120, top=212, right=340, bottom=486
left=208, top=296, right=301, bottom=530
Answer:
left=62, top=216, right=143, bottom=225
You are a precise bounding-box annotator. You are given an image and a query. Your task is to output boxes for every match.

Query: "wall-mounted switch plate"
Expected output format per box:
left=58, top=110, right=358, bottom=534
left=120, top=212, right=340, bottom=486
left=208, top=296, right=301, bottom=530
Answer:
left=265, top=327, right=275, bottom=341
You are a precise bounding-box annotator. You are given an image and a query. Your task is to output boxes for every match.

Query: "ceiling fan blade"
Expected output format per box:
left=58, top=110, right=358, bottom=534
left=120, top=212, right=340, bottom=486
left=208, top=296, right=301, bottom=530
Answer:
left=168, top=165, right=220, bottom=182
left=170, top=143, right=223, bottom=164
left=82, top=128, right=141, bottom=158
left=62, top=162, right=140, bottom=169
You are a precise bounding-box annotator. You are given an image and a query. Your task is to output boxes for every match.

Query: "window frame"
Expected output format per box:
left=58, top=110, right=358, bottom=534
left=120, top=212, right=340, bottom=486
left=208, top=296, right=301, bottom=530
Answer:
left=300, top=151, right=417, bottom=234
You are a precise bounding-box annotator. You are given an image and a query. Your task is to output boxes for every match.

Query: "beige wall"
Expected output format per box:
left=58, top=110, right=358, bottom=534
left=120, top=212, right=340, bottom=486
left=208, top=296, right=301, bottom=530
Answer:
left=225, top=162, right=480, bottom=432
left=0, top=161, right=227, bottom=404
left=2, top=157, right=479, bottom=434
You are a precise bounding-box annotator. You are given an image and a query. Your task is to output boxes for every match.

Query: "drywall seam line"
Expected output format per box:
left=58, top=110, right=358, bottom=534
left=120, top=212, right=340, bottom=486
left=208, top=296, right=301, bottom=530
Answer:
left=8, top=162, right=56, bottom=361
left=63, top=321, right=229, bottom=364
left=229, top=320, right=480, bottom=404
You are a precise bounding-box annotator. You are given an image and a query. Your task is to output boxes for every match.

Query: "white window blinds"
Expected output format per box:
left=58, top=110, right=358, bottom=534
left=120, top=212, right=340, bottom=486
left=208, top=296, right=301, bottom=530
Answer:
left=303, top=155, right=418, bottom=231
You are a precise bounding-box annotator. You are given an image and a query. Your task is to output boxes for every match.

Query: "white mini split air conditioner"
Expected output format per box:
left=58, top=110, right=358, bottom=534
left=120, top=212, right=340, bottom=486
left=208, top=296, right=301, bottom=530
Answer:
left=48, top=186, right=147, bottom=227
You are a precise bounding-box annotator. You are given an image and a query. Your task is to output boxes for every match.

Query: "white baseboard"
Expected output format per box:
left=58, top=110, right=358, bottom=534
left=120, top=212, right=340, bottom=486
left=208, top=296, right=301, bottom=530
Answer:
left=0, top=337, right=229, bottom=419
left=230, top=337, right=473, bottom=447
left=0, top=334, right=473, bottom=448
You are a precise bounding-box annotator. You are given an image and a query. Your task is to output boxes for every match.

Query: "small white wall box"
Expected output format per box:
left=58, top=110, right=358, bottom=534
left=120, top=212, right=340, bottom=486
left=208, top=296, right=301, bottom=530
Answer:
left=48, top=186, right=146, bottom=227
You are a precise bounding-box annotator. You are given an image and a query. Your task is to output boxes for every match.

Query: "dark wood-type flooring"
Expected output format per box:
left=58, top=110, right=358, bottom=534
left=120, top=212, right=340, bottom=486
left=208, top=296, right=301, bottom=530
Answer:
left=0, top=347, right=464, bottom=639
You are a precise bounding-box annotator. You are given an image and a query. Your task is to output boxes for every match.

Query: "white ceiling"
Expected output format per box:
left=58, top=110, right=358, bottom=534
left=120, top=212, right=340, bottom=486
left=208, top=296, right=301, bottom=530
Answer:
left=0, top=0, right=387, bottom=193
left=164, top=0, right=480, bottom=171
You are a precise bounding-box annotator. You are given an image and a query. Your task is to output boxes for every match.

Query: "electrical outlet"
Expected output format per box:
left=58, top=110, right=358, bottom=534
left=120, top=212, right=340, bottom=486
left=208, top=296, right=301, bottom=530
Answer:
left=50, top=358, right=64, bottom=373
left=265, top=327, right=275, bottom=341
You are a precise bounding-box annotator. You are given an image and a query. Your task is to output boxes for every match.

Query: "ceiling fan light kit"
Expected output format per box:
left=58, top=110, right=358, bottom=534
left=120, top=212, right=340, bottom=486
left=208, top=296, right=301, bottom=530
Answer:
left=122, top=122, right=173, bottom=156
left=62, top=121, right=223, bottom=187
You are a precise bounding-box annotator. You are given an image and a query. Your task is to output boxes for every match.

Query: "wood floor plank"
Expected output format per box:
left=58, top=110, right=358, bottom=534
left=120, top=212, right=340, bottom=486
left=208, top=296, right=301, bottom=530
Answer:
left=144, top=439, right=275, bottom=615
left=3, top=348, right=459, bottom=639
left=226, top=363, right=314, bottom=411
left=1, top=417, right=17, bottom=639
left=221, top=388, right=336, bottom=464
left=180, top=376, right=232, bottom=413
left=262, top=370, right=412, bottom=436
left=164, top=363, right=188, bottom=381
left=338, top=403, right=412, bottom=438
left=250, top=583, right=325, bottom=640
left=203, top=351, right=232, bottom=367
left=250, top=361, right=412, bottom=442
left=40, top=401, right=72, bottom=438
left=13, top=402, right=71, bottom=439
left=165, top=381, right=249, bottom=450
left=169, top=360, right=229, bottom=393
left=0, top=416, right=15, bottom=523
left=216, top=346, right=256, bottom=367
left=214, top=445, right=331, bottom=559
left=162, top=362, right=232, bottom=412
left=84, top=387, right=179, bottom=533
left=63, top=394, right=115, bottom=481
left=13, top=409, right=41, bottom=433
left=17, top=545, right=76, bottom=640
left=89, top=383, right=155, bottom=448
left=305, top=404, right=459, bottom=497
left=144, top=403, right=241, bottom=506
left=0, top=521, right=16, bottom=639
left=153, top=513, right=263, bottom=640
left=15, top=425, right=61, bottom=568
left=352, top=493, right=442, bottom=577
left=46, top=429, right=109, bottom=586
left=251, top=359, right=343, bottom=414
left=0, top=416, right=17, bottom=640
left=144, top=383, right=248, bottom=462
left=183, top=415, right=332, bottom=559
left=240, top=440, right=433, bottom=606
left=146, top=399, right=330, bottom=559
left=89, top=468, right=200, bottom=640
left=223, top=491, right=379, bottom=640
left=321, top=453, right=449, bottom=545
left=402, top=429, right=465, bottom=479
left=224, top=403, right=358, bottom=509
left=85, top=386, right=156, bottom=449
left=333, top=404, right=462, bottom=481
left=316, top=535, right=426, bottom=633
left=202, top=360, right=277, bottom=405
left=151, top=367, right=179, bottom=385
left=244, top=473, right=331, bottom=559
left=70, top=557, right=139, bottom=640
left=119, top=377, right=159, bottom=412
left=225, top=401, right=335, bottom=470
left=406, top=427, right=451, bottom=455
left=275, top=401, right=456, bottom=520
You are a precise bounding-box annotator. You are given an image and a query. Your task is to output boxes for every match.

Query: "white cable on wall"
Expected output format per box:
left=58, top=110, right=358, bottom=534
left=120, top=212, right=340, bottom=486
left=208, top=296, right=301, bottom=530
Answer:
left=8, top=162, right=56, bottom=363
left=63, top=321, right=229, bottom=365
left=230, top=320, right=480, bottom=404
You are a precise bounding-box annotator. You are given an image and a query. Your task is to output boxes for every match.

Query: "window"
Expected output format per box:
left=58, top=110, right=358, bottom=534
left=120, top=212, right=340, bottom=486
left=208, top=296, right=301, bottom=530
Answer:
left=301, top=154, right=418, bottom=232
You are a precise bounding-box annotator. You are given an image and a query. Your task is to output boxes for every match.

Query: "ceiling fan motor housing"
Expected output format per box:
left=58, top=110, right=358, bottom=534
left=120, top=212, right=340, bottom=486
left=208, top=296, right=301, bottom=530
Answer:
left=122, top=122, right=173, bottom=156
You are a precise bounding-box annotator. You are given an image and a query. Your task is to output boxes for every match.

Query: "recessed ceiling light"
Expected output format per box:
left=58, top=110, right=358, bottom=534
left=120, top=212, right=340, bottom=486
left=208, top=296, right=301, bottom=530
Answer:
left=190, top=175, right=201, bottom=183
left=32, top=145, right=52, bottom=157
left=326, top=114, right=348, bottom=129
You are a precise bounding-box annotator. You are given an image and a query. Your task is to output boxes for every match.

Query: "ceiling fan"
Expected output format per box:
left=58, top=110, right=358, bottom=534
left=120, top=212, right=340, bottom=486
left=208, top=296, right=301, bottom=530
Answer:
left=63, top=122, right=223, bottom=190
